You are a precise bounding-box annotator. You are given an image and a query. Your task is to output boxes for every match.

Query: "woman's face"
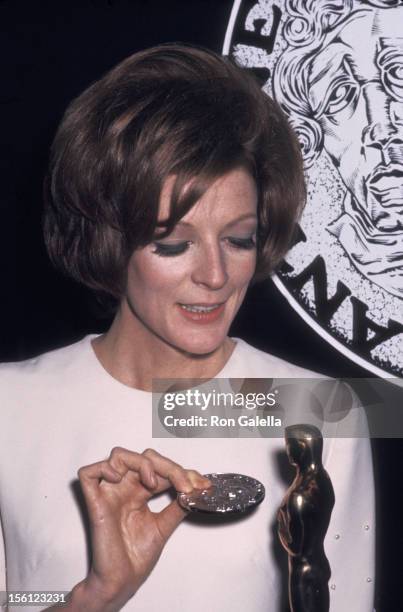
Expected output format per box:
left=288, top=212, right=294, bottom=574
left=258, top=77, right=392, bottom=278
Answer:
left=124, top=166, right=258, bottom=355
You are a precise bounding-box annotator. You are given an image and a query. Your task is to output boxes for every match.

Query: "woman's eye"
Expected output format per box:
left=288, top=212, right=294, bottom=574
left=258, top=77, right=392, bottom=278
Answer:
left=227, top=236, right=256, bottom=250
left=151, top=237, right=256, bottom=256
left=151, top=241, right=191, bottom=257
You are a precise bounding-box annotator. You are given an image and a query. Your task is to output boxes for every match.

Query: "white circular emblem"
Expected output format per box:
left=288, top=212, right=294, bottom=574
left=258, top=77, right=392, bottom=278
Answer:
left=224, top=0, right=403, bottom=377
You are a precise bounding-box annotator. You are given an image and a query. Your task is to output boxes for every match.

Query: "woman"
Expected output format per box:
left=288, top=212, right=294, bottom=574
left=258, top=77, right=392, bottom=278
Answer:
left=0, top=45, right=374, bottom=611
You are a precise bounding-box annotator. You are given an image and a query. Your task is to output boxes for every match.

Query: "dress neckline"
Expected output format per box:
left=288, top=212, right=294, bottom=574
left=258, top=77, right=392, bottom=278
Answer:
left=84, top=333, right=243, bottom=396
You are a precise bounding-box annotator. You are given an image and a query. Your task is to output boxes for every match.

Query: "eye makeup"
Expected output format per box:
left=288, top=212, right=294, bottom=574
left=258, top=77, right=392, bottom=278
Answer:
left=151, top=241, right=191, bottom=257
left=151, top=236, right=256, bottom=257
left=227, top=236, right=256, bottom=250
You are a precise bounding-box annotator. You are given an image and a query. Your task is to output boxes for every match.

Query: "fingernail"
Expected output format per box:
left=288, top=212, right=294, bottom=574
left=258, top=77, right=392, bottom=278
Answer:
left=183, top=481, right=194, bottom=493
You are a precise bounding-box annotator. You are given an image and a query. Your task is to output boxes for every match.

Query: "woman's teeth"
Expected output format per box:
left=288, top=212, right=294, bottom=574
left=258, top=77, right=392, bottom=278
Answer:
left=179, top=304, right=221, bottom=313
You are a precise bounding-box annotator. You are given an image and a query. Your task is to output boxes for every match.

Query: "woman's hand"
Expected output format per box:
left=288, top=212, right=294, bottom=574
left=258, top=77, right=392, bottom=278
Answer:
left=59, top=447, right=210, bottom=611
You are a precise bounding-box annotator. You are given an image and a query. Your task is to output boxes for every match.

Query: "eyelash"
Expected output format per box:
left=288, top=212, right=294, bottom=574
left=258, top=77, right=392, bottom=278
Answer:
left=151, top=237, right=256, bottom=257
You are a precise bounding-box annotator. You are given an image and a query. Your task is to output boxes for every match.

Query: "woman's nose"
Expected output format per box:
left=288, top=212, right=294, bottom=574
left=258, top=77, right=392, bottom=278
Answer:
left=191, top=243, right=229, bottom=289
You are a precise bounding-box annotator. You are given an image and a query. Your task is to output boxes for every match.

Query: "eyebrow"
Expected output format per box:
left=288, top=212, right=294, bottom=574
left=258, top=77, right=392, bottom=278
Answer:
left=175, top=213, right=258, bottom=230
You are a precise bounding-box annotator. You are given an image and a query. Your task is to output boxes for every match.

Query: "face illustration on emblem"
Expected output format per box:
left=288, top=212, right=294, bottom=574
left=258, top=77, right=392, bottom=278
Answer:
left=228, top=0, right=403, bottom=376
left=272, top=1, right=403, bottom=298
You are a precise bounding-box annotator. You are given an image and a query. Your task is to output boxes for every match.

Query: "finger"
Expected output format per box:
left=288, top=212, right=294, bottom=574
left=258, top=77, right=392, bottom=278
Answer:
left=108, top=447, right=157, bottom=490
left=78, top=461, right=122, bottom=506
left=185, top=469, right=212, bottom=490
left=155, top=498, right=188, bottom=541
left=142, top=449, right=197, bottom=494
left=149, top=469, right=212, bottom=496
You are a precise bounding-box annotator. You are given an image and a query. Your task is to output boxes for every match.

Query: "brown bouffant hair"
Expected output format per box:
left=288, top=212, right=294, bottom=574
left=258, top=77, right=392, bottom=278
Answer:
left=43, top=43, right=305, bottom=309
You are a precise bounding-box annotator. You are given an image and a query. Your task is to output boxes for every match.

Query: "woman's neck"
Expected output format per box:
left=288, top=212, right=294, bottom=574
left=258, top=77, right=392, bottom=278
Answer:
left=91, top=307, right=236, bottom=392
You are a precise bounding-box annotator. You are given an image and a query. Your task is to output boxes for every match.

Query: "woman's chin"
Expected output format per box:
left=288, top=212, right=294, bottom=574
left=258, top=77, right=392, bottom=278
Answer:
left=172, top=331, right=228, bottom=357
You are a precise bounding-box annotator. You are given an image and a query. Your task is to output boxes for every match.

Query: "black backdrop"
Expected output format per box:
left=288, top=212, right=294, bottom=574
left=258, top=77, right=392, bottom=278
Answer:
left=1, top=1, right=401, bottom=610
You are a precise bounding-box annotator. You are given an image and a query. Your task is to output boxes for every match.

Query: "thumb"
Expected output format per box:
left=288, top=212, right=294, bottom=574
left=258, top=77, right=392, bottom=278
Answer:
left=156, top=499, right=188, bottom=541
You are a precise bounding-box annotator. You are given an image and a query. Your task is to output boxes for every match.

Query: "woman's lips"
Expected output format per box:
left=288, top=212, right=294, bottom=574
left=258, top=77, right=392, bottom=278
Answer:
left=177, top=302, right=225, bottom=324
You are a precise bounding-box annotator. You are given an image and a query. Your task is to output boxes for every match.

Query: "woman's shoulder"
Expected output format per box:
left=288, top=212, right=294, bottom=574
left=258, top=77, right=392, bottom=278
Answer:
left=0, top=334, right=95, bottom=391
left=230, top=337, right=326, bottom=379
